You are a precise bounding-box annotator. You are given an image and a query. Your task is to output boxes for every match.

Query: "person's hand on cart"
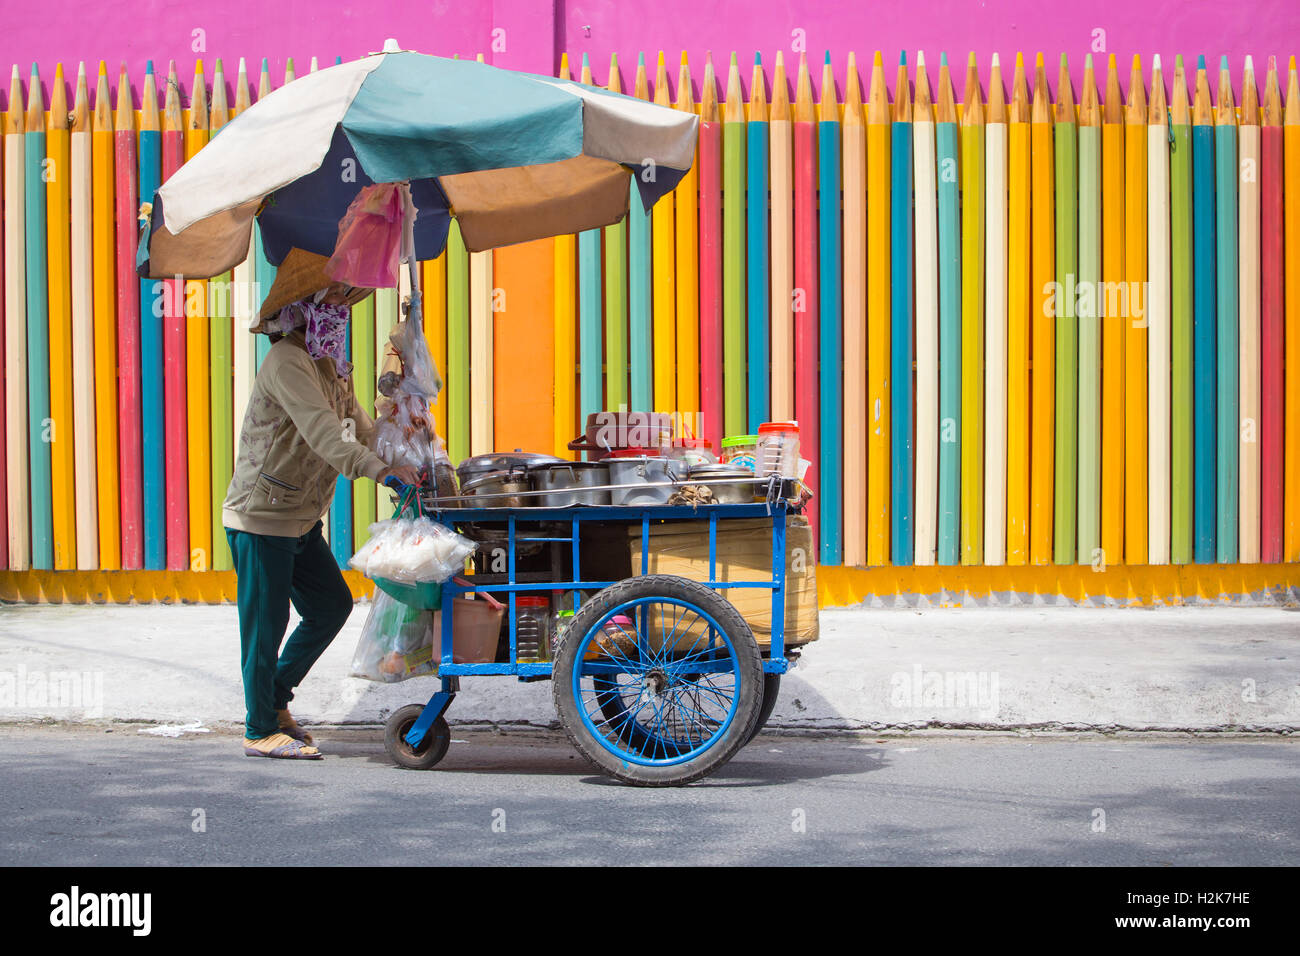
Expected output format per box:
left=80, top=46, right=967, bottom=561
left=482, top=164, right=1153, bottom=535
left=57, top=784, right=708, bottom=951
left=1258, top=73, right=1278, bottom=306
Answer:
left=380, top=464, right=421, bottom=490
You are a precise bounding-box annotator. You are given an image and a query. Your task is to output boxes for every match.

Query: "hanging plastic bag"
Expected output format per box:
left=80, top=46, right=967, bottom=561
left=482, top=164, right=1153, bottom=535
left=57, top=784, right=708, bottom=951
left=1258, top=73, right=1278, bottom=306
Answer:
left=389, top=316, right=442, bottom=399
left=350, top=589, right=438, bottom=682
left=325, top=183, right=403, bottom=289
left=349, top=517, right=475, bottom=584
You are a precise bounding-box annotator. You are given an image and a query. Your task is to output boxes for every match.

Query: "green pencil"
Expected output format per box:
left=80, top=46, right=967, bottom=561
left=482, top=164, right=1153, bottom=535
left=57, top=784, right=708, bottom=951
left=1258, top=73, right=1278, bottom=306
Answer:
left=1053, top=53, right=1079, bottom=564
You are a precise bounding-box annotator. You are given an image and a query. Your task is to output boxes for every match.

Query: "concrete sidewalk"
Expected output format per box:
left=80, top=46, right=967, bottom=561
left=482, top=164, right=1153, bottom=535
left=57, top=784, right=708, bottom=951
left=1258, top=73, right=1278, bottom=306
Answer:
left=0, top=602, right=1297, bottom=733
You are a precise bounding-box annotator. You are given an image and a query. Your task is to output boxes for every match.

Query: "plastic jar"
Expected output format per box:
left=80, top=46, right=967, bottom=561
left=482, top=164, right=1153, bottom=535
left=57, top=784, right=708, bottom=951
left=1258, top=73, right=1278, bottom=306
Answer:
left=720, top=435, right=759, bottom=472
left=515, top=595, right=552, bottom=662
left=756, top=421, right=801, bottom=478
left=662, top=438, right=716, bottom=469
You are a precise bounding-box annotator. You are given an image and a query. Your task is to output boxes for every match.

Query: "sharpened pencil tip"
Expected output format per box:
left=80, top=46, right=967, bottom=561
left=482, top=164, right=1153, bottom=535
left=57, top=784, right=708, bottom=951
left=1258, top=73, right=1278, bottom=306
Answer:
left=1175, top=54, right=1184, bottom=69
left=992, top=52, right=1000, bottom=68
left=1015, top=51, right=1024, bottom=69
left=1084, top=53, right=1092, bottom=69
left=754, top=52, right=761, bottom=65
left=969, top=51, right=978, bottom=66
left=681, top=51, right=688, bottom=66
left=1059, top=52, right=1067, bottom=67
left=824, top=50, right=831, bottom=65
left=638, top=52, right=645, bottom=66
left=1035, top=52, right=1044, bottom=68
left=145, top=60, right=154, bottom=74
left=582, top=52, right=589, bottom=67
left=918, top=51, right=927, bottom=68
left=1219, top=54, right=1229, bottom=71
left=98, top=60, right=107, bottom=76
left=1197, top=54, right=1206, bottom=70
left=940, top=51, right=948, bottom=67
left=237, top=57, right=247, bottom=72
left=900, top=50, right=907, bottom=66
left=1152, top=53, right=1161, bottom=71
left=874, top=51, right=883, bottom=67
left=1244, top=54, right=1253, bottom=72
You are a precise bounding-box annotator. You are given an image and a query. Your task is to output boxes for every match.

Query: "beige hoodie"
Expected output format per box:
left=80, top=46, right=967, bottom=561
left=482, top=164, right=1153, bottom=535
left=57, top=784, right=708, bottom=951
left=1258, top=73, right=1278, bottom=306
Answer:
left=222, top=329, right=388, bottom=538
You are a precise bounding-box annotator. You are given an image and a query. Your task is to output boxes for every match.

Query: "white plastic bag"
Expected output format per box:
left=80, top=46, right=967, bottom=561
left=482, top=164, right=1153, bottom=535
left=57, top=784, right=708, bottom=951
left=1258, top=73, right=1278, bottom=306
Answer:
left=389, top=316, right=442, bottom=400
left=350, top=589, right=438, bottom=682
left=349, top=517, right=475, bottom=584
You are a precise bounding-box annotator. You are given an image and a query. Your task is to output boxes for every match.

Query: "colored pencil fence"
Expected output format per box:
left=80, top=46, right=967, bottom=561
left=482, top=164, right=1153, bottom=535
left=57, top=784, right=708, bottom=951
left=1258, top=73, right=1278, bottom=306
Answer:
left=0, top=49, right=1297, bottom=600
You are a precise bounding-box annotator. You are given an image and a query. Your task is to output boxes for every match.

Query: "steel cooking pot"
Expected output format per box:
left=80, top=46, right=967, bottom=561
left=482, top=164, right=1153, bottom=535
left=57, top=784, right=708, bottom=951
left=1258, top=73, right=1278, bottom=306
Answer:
left=532, top=461, right=612, bottom=507
left=607, top=456, right=686, bottom=506
left=459, top=471, right=533, bottom=508
left=687, top=464, right=761, bottom=503
left=456, top=452, right=561, bottom=487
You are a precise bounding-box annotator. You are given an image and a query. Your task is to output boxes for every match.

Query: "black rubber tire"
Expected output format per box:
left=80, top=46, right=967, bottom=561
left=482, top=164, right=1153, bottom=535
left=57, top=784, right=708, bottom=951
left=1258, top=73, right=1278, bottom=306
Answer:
left=746, top=673, right=781, bottom=744
left=552, top=574, right=763, bottom=787
left=384, top=704, right=450, bottom=770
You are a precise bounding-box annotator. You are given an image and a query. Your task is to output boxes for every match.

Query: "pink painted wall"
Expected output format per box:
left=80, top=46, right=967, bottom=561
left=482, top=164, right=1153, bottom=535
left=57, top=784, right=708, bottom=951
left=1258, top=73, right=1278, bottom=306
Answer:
left=2, top=0, right=1298, bottom=104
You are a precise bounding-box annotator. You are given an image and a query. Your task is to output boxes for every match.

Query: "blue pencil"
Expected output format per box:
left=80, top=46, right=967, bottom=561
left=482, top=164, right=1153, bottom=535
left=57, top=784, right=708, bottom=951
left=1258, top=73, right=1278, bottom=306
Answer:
left=138, top=61, right=166, bottom=570
left=891, top=51, right=915, bottom=565
left=747, top=53, right=771, bottom=431
left=330, top=335, right=354, bottom=567
left=936, top=53, right=962, bottom=566
left=818, top=51, right=843, bottom=565
left=1191, top=56, right=1217, bottom=563
left=24, top=64, right=52, bottom=569
left=1213, top=55, right=1238, bottom=563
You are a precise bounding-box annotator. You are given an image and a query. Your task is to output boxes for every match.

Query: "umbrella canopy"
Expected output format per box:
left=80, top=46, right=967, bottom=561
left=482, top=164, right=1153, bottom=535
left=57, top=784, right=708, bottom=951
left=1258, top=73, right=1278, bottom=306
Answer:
left=138, top=44, right=698, bottom=280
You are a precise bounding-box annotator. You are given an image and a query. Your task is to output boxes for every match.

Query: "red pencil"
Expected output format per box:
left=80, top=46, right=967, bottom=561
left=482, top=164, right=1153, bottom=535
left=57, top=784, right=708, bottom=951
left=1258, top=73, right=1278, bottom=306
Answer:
left=697, top=54, right=723, bottom=450
left=162, top=60, right=189, bottom=570
left=1260, top=56, right=1284, bottom=563
left=114, top=63, right=143, bottom=568
left=793, top=53, right=819, bottom=541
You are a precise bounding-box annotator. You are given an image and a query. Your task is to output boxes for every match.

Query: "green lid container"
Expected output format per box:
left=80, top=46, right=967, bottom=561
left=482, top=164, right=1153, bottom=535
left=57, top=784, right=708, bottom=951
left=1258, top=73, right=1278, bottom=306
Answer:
left=721, top=434, right=758, bottom=448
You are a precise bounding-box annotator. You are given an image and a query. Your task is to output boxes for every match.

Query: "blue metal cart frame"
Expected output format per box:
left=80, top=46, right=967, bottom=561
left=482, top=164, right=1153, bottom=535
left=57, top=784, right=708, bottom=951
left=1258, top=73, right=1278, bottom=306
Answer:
left=399, top=497, right=795, bottom=754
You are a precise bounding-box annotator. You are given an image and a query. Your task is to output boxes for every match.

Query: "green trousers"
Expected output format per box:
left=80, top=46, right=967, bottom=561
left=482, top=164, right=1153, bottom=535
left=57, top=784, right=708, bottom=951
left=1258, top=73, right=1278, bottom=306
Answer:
left=226, top=521, right=354, bottom=739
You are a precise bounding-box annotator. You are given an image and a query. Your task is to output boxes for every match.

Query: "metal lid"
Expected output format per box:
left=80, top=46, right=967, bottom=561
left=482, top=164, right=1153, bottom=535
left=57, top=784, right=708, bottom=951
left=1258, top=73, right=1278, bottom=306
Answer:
left=688, top=463, right=756, bottom=478
left=456, top=452, right=561, bottom=481
left=533, top=460, right=606, bottom=471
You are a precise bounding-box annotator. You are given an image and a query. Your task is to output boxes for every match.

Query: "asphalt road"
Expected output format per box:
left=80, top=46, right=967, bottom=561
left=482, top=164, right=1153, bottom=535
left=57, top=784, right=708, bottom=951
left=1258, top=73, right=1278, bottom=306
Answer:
left=1, top=725, right=1296, bottom=866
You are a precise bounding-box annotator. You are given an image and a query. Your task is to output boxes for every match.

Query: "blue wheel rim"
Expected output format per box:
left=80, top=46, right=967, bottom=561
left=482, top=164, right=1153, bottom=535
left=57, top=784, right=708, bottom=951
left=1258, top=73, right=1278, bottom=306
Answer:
left=571, top=597, right=742, bottom=767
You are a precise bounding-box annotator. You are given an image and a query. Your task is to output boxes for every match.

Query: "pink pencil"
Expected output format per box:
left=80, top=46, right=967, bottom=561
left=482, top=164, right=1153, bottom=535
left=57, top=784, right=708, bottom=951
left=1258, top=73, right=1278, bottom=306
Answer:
left=793, top=54, right=820, bottom=540
left=1260, top=56, right=1284, bottom=562
left=114, top=63, right=143, bottom=568
left=161, top=60, right=188, bottom=570
left=697, top=54, right=723, bottom=450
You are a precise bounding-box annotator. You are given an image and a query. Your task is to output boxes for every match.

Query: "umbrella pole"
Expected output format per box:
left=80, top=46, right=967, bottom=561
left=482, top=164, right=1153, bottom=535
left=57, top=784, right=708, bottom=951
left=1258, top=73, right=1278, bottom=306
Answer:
left=398, top=181, right=443, bottom=399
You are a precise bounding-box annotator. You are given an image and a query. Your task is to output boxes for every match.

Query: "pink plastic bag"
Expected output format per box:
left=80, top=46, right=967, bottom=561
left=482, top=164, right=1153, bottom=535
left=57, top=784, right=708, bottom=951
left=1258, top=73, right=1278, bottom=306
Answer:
left=325, top=183, right=403, bottom=289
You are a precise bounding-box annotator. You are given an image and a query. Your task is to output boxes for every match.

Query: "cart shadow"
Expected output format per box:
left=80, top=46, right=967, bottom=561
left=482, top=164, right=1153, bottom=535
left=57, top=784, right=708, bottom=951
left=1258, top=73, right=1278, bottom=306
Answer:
left=328, top=733, right=891, bottom=787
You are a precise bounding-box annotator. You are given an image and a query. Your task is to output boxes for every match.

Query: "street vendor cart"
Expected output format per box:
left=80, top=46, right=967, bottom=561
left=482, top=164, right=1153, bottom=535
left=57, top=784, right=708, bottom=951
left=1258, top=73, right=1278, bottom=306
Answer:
left=377, top=474, right=812, bottom=786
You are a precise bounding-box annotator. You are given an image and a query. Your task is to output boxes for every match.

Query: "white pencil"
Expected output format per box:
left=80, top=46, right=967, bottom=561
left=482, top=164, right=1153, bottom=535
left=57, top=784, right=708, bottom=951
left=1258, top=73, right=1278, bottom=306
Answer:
left=913, top=51, right=939, bottom=565
left=231, top=60, right=257, bottom=463
left=983, top=53, right=1008, bottom=564
left=1238, top=55, right=1262, bottom=562
left=469, top=248, right=494, bottom=456
left=1148, top=54, right=1172, bottom=564
left=70, top=62, right=99, bottom=569
left=5, top=66, right=30, bottom=570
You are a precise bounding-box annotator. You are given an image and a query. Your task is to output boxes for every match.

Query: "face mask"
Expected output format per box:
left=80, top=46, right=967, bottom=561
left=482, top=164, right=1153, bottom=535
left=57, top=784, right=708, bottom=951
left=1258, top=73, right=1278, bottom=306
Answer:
left=302, top=301, right=353, bottom=376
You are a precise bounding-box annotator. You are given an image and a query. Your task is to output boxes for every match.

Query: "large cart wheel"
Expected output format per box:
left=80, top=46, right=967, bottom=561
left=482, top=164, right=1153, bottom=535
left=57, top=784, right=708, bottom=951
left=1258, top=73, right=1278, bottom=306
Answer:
left=552, top=574, right=763, bottom=786
left=384, top=704, right=450, bottom=770
left=746, top=673, right=781, bottom=744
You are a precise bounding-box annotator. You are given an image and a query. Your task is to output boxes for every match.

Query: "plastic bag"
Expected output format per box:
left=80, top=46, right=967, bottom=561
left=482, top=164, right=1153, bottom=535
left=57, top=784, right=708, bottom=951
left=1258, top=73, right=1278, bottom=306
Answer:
left=389, top=315, right=442, bottom=400
left=349, top=517, right=475, bottom=584
left=325, top=183, right=403, bottom=289
left=350, top=589, right=438, bottom=682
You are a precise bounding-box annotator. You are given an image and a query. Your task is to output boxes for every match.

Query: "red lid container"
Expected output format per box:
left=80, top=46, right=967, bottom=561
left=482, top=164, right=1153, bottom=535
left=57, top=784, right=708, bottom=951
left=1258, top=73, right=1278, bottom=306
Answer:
left=516, top=596, right=549, bottom=607
left=758, top=421, right=800, bottom=436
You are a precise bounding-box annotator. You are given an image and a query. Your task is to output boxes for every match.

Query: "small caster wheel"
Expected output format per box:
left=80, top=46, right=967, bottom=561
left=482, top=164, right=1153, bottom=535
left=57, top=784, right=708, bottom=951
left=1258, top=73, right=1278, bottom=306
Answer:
left=385, top=704, right=450, bottom=770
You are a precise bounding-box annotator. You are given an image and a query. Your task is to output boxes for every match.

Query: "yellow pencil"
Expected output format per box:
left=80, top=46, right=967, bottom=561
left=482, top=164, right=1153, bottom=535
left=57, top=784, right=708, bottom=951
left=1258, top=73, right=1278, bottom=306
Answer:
left=867, top=51, right=891, bottom=566
left=185, top=60, right=211, bottom=570
left=768, top=52, right=794, bottom=421
left=91, top=61, right=119, bottom=570
left=960, top=52, right=985, bottom=564
left=1006, top=52, right=1031, bottom=564
left=842, top=52, right=867, bottom=567
left=48, top=63, right=77, bottom=569
left=1030, top=53, right=1055, bottom=564
left=1100, top=54, right=1126, bottom=565
left=652, top=51, right=677, bottom=414
left=1124, top=55, right=1148, bottom=565
left=674, top=52, right=700, bottom=421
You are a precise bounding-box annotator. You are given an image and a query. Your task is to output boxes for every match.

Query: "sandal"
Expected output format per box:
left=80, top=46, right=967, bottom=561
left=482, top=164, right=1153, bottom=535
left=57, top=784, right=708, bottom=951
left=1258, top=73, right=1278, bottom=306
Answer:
left=276, top=709, right=313, bottom=745
left=243, top=732, right=322, bottom=759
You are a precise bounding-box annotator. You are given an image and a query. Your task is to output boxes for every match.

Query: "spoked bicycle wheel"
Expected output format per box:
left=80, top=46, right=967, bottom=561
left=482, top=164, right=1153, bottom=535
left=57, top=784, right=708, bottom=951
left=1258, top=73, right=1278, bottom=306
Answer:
left=552, top=574, right=762, bottom=786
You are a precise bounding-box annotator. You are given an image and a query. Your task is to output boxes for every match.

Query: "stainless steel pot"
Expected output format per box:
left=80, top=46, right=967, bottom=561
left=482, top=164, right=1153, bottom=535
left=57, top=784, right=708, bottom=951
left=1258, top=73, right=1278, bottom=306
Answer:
left=607, top=456, right=686, bottom=506
left=459, top=471, right=533, bottom=508
left=456, top=452, right=561, bottom=488
left=532, top=461, right=612, bottom=507
left=687, top=464, right=761, bottom=503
